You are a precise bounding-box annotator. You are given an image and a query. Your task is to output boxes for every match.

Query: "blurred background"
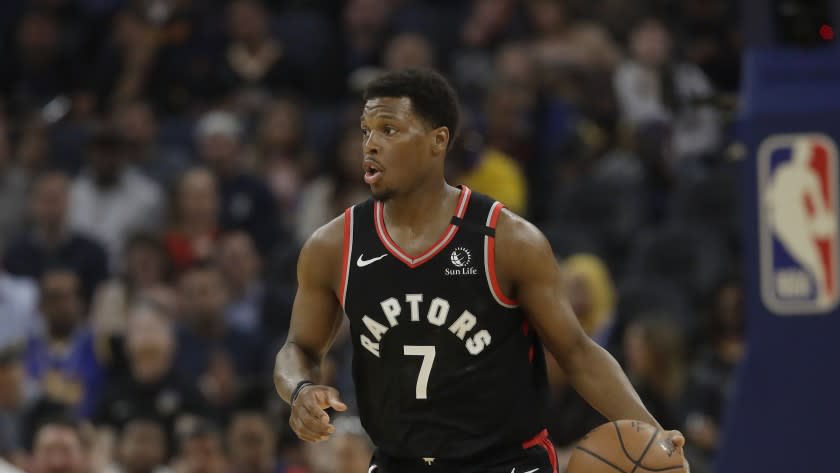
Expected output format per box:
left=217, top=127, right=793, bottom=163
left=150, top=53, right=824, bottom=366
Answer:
left=0, top=0, right=834, bottom=472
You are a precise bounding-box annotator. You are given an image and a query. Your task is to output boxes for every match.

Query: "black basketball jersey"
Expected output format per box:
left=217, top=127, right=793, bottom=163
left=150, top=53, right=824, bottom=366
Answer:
left=340, top=186, right=549, bottom=460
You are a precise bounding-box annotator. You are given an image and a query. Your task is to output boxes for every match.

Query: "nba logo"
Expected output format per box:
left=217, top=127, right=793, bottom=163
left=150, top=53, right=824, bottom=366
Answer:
left=759, top=133, right=840, bottom=315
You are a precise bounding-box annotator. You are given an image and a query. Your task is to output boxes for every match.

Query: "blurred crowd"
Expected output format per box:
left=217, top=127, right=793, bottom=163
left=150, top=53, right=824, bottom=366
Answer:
left=0, top=0, right=743, bottom=472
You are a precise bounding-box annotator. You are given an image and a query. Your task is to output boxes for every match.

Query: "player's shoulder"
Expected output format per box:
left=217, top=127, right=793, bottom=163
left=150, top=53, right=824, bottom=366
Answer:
left=494, top=208, right=555, bottom=270
left=298, top=213, right=346, bottom=283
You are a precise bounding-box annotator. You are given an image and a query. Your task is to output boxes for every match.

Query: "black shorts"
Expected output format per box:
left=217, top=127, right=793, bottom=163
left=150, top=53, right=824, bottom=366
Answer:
left=369, top=429, right=559, bottom=473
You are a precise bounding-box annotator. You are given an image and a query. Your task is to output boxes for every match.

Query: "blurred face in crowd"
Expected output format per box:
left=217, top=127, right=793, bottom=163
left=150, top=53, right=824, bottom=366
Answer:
left=228, top=0, right=269, bottom=45
left=40, top=270, right=83, bottom=339
left=17, top=12, right=58, bottom=60
left=126, top=306, right=176, bottom=382
left=526, top=0, right=567, bottom=35
left=333, top=433, right=373, bottom=473
left=177, top=168, right=219, bottom=227
left=31, top=424, right=87, bottom=473
left=114, top=101, right=157, bottom=148
left=119, top=419, right=167, bottom=473
left=495, top=42, right=535, bottom=88
left=0, top=359, right=24, bottom=410
left=384, top=33, right=435, bottom=72
left=124, top=237, right=168, bottom=289
left=344, top=0, right=389, bottom=36
left=630, top=18, right=672, bottom=67
left=0, top=119, right=9, bottom=168
left=228, top=413, right=276, bottom=473
left=199, top=134, right=241, bottom=176
left=88, top=141, right=126, bottom=187
left=179, top=431, right=229, bottom=473
left=31, top=172, right=70, bottom=230
left=258, top=100, right=304, bottom=152
left=178, top=267, right=230, bottom=323
left=218, top=232, right=260, bottom=291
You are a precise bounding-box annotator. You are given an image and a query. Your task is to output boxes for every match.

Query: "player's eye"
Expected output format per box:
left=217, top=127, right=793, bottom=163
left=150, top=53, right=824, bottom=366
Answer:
left=361, top=127, right=370, bottom=137
left=384, top=125, right=397, bottom=135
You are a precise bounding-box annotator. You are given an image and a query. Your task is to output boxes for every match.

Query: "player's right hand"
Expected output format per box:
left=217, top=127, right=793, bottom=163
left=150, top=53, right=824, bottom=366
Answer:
left=289, top=385, right=348, bottom=442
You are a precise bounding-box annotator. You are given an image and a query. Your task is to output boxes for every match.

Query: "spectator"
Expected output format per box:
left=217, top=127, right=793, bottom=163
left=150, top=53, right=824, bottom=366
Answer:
left=217, top=232, right=265, bottom=335
left=3, top=171, right=109, bottom=304
left=623, top=315, right=686, bottom=430
left=562, top=253, right=617, bottom=346
left=227, top=410, right=289, bottom=473
left=68, top=127, right=165, bottom=268
left=614, top=16, right=721, bottom=162
left=94, top=302, right=208, bottom=449
left=331, top=416, right=374, bottom=473
left=0, top=268, right=38, bottom=357
left=165, top=168, right=220, bottom=274
left=112, top=99, right=192, bottom=189
left=104, top=417, right=171, bottom=473
left=25, top=269, right=103, bottom=417
left=342, top=0, right=393, bottom=87
left=0, top=347, right=35, bottom=466
left=683, top=280, right=744, bottom=470
left=296, top=123, right=370, bottom=244
left=214, top=0, right=304, bottom=108
left=196, top=111, right=279, bottom=255
left=383, top=33, right=436, bottom=72
left=170, top=420, right=229, bottom=473
left=175, top=264, right=265, bottom=411
left=254, top=98, right=317, bottom=225
left=0, top=118, right=28, bottom=246
left=29, top=417, right=89, bottom=473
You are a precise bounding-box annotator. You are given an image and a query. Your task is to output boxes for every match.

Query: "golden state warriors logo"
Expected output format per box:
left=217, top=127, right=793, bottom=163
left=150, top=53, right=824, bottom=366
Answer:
left=759, top=133, right=840, bottom=314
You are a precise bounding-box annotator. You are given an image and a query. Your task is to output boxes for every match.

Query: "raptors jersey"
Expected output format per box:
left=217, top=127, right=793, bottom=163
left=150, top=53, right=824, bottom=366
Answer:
left=340, top=186, right=549, bottom=460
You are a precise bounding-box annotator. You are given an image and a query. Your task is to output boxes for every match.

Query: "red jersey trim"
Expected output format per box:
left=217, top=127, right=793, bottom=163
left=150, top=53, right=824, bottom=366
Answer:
left=484, top=201, right=518, bottom=308
left=374, top=186, right=472, bottom=269
left=522, top=429, right=559, bottom=473
left=339, top=207, right=354, bottom=308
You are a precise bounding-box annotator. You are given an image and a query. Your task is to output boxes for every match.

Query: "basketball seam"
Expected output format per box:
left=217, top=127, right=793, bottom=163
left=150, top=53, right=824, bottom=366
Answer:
left=637, top=465, right=685, bottom=472
left=574, top=446, right=628, bottom=473
left=630, top=428, right=659, bottom=473
left=614, top=421, right=639, bottom=463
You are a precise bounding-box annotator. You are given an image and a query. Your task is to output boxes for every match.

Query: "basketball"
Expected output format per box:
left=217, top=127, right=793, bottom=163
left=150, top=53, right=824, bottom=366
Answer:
left=567, top=420, right=687, bottom=473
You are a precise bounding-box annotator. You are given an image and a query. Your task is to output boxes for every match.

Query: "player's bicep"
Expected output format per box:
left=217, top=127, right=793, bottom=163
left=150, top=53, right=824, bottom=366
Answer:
left=286, top=227, right=344, bottom=360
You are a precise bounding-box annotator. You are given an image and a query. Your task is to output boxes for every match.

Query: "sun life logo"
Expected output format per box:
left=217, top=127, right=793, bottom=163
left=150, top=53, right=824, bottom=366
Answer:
left=450, top=247, right=471, bottom=267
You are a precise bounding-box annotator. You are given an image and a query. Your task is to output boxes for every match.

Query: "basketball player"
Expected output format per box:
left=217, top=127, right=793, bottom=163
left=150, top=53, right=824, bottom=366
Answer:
left=274, top=69, right=686, bottom=472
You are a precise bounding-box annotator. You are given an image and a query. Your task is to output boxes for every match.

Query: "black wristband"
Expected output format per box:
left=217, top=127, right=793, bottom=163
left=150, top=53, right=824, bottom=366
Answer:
left=291, top=380, right=315, bottom=406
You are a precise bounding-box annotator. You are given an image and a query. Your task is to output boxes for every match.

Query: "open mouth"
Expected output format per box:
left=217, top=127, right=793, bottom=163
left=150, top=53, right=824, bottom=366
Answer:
left=364, top=161, right=383, bottom=184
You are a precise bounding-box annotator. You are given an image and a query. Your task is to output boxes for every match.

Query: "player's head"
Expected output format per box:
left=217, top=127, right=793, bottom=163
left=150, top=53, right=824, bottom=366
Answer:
left=361, top=69, right=460, bottom=201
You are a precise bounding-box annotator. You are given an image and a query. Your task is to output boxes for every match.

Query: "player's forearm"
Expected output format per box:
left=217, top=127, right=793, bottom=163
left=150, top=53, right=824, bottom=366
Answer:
left=564, top=339, right=662, bottom=429
left=274, top=341, right=322, bottom=403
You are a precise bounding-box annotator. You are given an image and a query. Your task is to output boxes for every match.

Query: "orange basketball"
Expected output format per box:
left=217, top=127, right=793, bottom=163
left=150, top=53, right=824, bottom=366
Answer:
left=567, top=420, right=687, bottom=473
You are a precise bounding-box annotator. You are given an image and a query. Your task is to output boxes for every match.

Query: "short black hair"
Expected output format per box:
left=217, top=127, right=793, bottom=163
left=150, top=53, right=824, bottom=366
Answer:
left=363, top=68, right=461, bottom=150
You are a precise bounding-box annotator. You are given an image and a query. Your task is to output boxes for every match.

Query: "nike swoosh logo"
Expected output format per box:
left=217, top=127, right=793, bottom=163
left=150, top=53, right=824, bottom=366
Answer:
left=357, top=253, right=388, bottom=267
left=511, top=469, right=540, bottom=473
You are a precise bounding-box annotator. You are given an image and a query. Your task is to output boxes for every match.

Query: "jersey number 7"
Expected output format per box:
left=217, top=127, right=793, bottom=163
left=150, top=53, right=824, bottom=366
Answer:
left=403, top=345, right=436, bottom=399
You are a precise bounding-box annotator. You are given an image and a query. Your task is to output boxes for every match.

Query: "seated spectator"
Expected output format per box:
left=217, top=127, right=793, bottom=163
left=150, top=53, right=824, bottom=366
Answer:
left=165, top=168, right=220, bottom=274
left=295, top=123, right=371, bottom=244
left=25, top=269, right=102, bottom=418
left=196, top=111, right=279, bottom=255
left=29, top=416, right=89, bottom=473
left=68, top=127, right=165, bottom=269
left=3, top=171, right=109, bottom=304
left=170, top=420, right=229, bottom=473
left=227, top=408, right=293, bottom=473
left=623, top=315, right=686, bottom=430
left=94, top=303, right=208, bottom=450
left=112, top=99, right=192, bottom=189
left=217, top=231, right=265, bottom=335
left=683, top=280, right=744, bottom=470
left=0, top=270, right=38, bottom=357
left=175, top=263, right=265, bottom=411
left=254, top=98, right=318, bottom=226
left=0, top=347, right=36, bottom=467
left=613, top=16, right=721, bottom=161
left=104, top=416, right=171, bottom=473
left=383, top=33, right=436, bottom=72
left=0, top=118, right=28, bottom=246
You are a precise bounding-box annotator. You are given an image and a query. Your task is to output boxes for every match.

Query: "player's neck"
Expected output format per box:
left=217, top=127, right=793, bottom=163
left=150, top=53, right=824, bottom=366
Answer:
left=383, top=180, right=459, bottom=230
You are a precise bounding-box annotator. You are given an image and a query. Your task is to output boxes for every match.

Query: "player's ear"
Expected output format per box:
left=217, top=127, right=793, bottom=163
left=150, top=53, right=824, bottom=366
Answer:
left=431, top=127, right=449, bottom=155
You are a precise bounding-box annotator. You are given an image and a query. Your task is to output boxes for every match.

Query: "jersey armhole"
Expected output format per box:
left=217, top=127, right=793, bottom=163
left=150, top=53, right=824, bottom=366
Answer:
left=484, top=202, right=518, bottom=308
left=339, top=207, right=354, bottom=309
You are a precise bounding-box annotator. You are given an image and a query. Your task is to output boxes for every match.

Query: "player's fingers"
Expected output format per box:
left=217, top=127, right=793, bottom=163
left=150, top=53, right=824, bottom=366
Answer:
left=300, top=397, right=333, bottom=427
left=666, top=430, right=686, bottom=448
left=326, top=388, right=348, bottom=412
left=298, top=401, right=335, bottom=435
left=290, top=415, right=329, bottom=442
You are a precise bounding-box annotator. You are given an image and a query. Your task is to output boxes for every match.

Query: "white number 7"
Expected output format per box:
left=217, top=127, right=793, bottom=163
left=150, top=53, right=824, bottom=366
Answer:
left=403, top=345, right=436, bottom=399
